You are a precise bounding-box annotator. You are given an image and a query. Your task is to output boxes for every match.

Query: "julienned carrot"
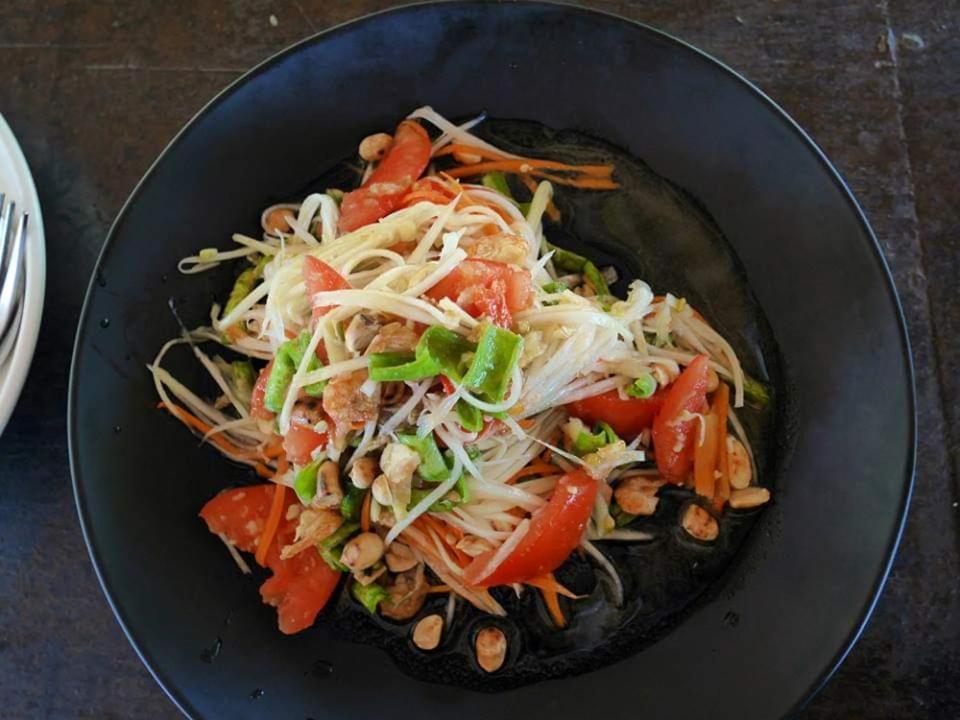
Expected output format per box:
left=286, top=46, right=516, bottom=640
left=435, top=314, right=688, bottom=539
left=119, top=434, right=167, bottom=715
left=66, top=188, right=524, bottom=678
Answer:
left=418, top=516, right=470, bottom=567
left=160, top=402, right=265, bottom=462
left=401, top=190, right=453, bottom=207
left=712, top=383, right=731, bottom=512
left=518, top=174, right=561, bottom=221
left=433, top=143, right=506, bottom=162
left=360, top=491, right=372, bottom=532
left=459, top=190, right=514, bottom=222
left=526, top=574, right=579, bottom=628
left=437, top=143, right=615, bottom=177
left=255, top=483, right=287, bottom=567
left=525, top=573, right=580, bottom=599
left=426, top=584, right=452, bottom=594
left=446, top=161, right=618, bottom=189
left=508, top=462, right=562, bottom=484
left=542, top=586, right=566, bottom=627
left=694, top=412, right=719, bottom=500
left=262, top=438, right=285, bottom=459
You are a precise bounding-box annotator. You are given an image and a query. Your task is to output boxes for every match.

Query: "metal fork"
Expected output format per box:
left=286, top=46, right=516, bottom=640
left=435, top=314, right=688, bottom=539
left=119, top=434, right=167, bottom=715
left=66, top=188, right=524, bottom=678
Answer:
left=0, top=194, right=28, bottom=368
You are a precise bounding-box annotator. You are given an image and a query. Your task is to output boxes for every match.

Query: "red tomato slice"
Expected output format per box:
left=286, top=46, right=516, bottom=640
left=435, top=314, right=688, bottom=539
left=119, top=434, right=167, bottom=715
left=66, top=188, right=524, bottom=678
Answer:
left=199, top=485, right=341, bottom=634
left=652, top=354, right=711, bottom=482
left=283, top=422, right=327, bottom=465
left=250, top=362, right=274, bottom=421
left=463, top=469, right=598, bottom=587
left=566, top=389, right=666, bottom=439
left=424, top=259, right=533, bottom=328
left=200, top=484, right=275, bottom=552
left=339, top=120, right=432, bottom=232
left=303, top=256, right=350, bottom=323
left=260, top=543, right=341, bottom=635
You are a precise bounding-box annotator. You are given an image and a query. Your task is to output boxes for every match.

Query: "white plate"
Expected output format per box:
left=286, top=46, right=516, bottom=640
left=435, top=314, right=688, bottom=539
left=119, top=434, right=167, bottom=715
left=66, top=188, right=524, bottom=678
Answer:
left=0, top=113, right=45, bottom=436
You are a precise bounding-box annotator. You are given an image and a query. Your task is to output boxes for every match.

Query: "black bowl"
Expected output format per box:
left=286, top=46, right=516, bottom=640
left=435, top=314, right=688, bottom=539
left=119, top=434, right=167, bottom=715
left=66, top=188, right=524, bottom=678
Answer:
left=69, top=2, right=914, bottom=718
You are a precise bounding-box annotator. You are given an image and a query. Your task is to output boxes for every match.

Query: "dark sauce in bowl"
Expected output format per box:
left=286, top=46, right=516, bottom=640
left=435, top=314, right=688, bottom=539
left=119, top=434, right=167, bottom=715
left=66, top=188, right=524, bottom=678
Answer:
left=282, top=118, right=783, bottom=690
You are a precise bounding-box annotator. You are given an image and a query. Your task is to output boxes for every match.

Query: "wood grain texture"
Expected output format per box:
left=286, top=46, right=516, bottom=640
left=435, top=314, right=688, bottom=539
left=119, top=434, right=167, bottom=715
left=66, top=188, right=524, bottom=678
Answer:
left=0, top=1, right=956, bottom=718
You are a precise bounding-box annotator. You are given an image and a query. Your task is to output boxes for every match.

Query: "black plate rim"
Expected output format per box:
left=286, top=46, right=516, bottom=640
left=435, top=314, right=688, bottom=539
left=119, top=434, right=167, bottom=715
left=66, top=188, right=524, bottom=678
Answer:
left=67, top=2, right=917, bottom=718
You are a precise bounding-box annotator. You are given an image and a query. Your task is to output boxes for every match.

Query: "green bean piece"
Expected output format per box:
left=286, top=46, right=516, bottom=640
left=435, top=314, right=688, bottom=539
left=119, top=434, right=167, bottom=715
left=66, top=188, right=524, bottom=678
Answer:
left=462, top=325, right=524, bottom=403
left=351, top=581, right=388, bottom=614
left=625, top=373, right=657, bottom=399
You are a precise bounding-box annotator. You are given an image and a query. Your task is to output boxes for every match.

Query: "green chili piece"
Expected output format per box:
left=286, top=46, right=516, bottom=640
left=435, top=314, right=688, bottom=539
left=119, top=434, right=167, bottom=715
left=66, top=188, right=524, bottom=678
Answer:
left=455, top=473, right=470, bottom=504
left=293, top=458, right=322, bottom=503
left=612, top=503, right=637, bottom=528
left=264, top=331, right=326, bottom=412
left=367, top=351, right=419, bottom=381
left=368, top=326, right=475, bottom=382
left=264, top=352, right=296, bottom=413
left=319, top=546, right=348, bottom=572
left=743, top=375, right=772, bottom=407
left=408, top=487, right=458, bottom=513
left=481, top=171, right=531, bottom=214
left=572, top=421, right=620, bottom=456
left=482, top=171, right=512, bottom=197
left=455, top=400, right=484, bottom=433
left=419, top=326, right=476, bottom=381
left=231, top=359, right=256, bottom=398
left=397, top=432, right=450, bottom=482
left=224, top=255, right=270, bottom=317
left=545, top=242, right=611, bottom=295
left=317, top=521, right=359, bottom=572
left=340, top=485, right=366, bottom=522
left=546, top=242, right=588, bottom=273
left=351, top=581, right=388, bottom=614
left=583, top=261, right=611, bottom=296
left=285, top=331, right=325, bottom=397
left=542, top=280, right=568, bottom=294
left=462, top=325, right=524, bottom=403
left=322, top=521, right=359, bottom=550
left=625, top=373, right=657, bottom=399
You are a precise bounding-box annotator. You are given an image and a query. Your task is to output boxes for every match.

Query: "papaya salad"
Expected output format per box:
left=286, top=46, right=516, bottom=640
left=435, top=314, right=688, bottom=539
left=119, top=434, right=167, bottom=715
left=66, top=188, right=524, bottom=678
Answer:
left=150, top=107, right=771, bottom=667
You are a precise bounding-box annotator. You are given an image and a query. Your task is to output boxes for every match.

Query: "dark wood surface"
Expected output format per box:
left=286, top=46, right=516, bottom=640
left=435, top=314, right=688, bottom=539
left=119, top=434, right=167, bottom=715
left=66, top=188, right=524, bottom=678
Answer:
left=1, top=1, right=957, bottom=717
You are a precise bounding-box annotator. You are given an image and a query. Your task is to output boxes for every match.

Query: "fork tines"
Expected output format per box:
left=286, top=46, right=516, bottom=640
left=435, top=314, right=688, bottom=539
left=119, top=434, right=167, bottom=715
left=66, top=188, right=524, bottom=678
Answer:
left=0, top=195, right=29, bottom=367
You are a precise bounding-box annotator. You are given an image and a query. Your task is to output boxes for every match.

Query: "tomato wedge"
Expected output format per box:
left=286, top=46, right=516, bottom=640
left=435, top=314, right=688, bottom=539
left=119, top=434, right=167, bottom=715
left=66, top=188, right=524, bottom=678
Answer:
left=200, top=485, right=341, bottom=634
left=250, top=361, right=274, bottom=421
left=339, top=120, right=432, bottom=232
left=566, top=389, right=666, bottom=439
left=463, top=469, right=597, bottom=587
left=424, top=259, right=533, bottom=328
left=651, top=354, right=711, bottom=482
left=303, top=256, right=351, bottom=323
left=282, top=422, right=327, bottom=465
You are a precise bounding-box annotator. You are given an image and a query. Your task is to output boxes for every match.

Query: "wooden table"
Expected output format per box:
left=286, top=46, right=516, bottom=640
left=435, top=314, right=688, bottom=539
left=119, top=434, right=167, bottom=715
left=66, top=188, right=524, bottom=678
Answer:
left=1, top=1, right=956, bottom=717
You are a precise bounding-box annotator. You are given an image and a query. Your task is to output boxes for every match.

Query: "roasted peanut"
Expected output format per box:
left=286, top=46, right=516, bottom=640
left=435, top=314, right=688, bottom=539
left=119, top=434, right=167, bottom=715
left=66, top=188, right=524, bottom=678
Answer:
left=456, top=535, right=494, bottom=558
left=385, top=541, right=419, bottom=573
left=380, top=442, right=420, bottom=485
left=371, top=474, right=393, bottom=506
left=340, top=532, right=384, bottom=571
left=614, top=476, right=664, bottom=516
left=681, top=504, right=719, bottom=542
left=359, top=132, right=393, bottom=162
left=380, top=566, right=428, bottom=620
left=412, top=614, right=444, bottom=651
left=350, top=456, right=378, bottom=490
left=313, top=460, right=343, bottom=508
left=729, top=486, right=770, bottom=509
left=475, top=627, right=507, bottom=673
left=727, top=436, right=752, bottom=489
left=263, top=206, right=295, bottom=234
left=452, top=148, right=482, bottom=164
